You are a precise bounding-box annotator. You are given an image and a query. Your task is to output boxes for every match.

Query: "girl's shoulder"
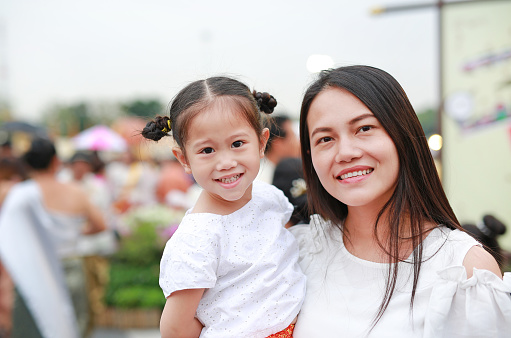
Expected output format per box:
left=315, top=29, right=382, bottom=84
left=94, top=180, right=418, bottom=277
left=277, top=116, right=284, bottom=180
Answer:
left=251, top=180, right=294, bottom=215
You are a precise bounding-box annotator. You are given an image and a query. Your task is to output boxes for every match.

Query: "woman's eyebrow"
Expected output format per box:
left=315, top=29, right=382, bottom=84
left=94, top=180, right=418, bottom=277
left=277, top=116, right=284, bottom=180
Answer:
left=348, top=113, right=375, bottom=125
left=310, top=113, right=376, bottom=139
left=310, top=127, right=333, bottom=140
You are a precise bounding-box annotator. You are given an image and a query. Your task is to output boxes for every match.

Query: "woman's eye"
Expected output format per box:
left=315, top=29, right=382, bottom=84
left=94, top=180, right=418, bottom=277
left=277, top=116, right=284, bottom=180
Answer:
left=201, top=147, right=214, bottom=154
left=318, top=136, right=332, bottom=144
left=359, top=126, right=373, bottom=133
left=232, top=140, right=243, bottom=148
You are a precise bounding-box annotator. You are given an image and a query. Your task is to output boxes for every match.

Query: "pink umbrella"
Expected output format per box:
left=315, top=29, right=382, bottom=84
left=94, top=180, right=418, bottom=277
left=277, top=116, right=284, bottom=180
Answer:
left=73, top=125, right=128, bottom=152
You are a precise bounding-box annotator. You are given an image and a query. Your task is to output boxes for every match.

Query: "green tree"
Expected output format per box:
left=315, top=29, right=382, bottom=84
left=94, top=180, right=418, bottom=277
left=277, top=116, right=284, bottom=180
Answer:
left=43, top=102, right=97, bottom=136
left=120, top=99, right=163, bottom=118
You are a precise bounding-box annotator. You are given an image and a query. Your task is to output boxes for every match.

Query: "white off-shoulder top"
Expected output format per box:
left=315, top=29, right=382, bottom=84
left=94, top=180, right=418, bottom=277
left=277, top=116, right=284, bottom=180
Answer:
left=289, top=215, right=511, bottom=338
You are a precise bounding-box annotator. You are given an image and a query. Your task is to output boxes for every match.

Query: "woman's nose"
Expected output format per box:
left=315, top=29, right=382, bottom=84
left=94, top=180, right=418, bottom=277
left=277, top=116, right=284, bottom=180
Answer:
left=334, top=138, right=363, bottom=163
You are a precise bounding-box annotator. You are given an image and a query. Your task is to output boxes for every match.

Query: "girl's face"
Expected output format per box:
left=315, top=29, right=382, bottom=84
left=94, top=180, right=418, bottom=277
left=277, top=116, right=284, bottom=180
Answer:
left=307, top=87, right=399, bottom=211
left=173, top=104, right=269, bottom=205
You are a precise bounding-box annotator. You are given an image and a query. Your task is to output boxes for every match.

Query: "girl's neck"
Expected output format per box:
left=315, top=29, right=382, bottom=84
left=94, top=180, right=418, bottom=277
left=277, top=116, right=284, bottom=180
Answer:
left=191, top=184, right=253, bottom=216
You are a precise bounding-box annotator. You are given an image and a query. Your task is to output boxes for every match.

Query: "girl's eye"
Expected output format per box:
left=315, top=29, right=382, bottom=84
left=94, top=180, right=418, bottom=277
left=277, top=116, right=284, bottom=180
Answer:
left=232, top=140, right=244, bottom=148
left=201, top=147, right=214, bottom=154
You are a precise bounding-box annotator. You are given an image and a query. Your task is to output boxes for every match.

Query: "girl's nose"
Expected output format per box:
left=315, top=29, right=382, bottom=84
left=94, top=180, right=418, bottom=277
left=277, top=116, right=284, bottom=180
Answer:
left=216, top=155, right=237, bottom=171
left=334, top=138, right=363, bottom=163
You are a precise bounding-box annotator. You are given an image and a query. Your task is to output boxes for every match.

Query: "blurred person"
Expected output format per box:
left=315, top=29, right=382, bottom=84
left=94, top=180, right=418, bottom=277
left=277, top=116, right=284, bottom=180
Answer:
left=69, top=151, right=94, bottom=182
left=106, top=149, right=159, bottom=213
left=66, top=150, right=118, bottom=335
left=142, top=76, right=305, bottom=337
left=0, top=140, right=13, bottom=159
left=155, top=157, right=194, bottom=207
left=271, top=157, right=309, bottom=228
left=0, top=138, right=106, bottom=338
left=257, top=114, right=301, bottom=184
left=0, top=157, right=28, bottom=338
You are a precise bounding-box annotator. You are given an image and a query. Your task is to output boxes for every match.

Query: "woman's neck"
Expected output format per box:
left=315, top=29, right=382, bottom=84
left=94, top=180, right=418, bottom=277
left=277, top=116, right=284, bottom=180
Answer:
left=31, top=170, right=55, bottom=182
left=344, top=206, right=386, bottom=239
left=343, top=206, right=434, bottom=263
left=342, top=205, right=397, bottom=263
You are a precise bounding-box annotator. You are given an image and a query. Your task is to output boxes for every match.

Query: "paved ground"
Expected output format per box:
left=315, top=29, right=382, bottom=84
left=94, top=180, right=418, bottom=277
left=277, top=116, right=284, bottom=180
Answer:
left=91, top=328, right=160, bottom=338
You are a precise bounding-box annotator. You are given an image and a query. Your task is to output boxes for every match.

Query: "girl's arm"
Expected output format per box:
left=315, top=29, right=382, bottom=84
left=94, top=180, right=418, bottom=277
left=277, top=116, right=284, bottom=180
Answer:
left=160, top=288, right=205, bottom=338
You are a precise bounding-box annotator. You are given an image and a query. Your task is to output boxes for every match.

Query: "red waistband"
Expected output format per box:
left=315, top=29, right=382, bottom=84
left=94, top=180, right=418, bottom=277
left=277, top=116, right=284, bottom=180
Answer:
left=266, top=324, right=295, bottom=338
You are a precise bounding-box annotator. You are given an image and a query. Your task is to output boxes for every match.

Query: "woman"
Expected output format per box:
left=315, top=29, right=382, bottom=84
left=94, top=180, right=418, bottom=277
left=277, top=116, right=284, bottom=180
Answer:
left=0, top=137, right=106, bottom=338
left=290, top=65, right=511, bottom=337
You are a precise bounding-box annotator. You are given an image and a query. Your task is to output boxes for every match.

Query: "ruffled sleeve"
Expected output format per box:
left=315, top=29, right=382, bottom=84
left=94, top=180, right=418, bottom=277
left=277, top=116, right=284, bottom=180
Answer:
left=424, top=267, right=511, bottom=337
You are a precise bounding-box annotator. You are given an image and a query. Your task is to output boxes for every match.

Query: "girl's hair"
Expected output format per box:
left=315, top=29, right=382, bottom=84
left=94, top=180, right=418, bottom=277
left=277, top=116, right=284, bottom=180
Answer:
left=142, top=76, right=277, bottom=152
left=300, top=65, right=462, bottom=325
left=22, top=137, right=57, bottom=170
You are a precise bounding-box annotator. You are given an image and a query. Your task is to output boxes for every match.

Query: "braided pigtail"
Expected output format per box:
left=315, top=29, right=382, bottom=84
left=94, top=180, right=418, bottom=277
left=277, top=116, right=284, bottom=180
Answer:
left=253, top=91, right=277, bottom=115
left=141, top=115, right=172, bottom=142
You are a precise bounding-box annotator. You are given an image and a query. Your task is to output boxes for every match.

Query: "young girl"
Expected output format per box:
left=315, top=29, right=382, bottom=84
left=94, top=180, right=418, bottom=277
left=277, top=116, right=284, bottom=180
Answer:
left=290, top=65, right=511, bottom=337
left=142, top=76, right=306, bottom=338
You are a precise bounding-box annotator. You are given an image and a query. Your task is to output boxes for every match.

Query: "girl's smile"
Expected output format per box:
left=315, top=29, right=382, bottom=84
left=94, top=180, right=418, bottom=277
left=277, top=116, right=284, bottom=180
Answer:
left=215, top=173, right=243, bottom=186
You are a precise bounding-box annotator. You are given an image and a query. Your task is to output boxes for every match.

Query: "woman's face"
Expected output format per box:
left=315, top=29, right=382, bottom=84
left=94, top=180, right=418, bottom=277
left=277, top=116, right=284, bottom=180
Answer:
left=307, top=87, right=399, bottom=211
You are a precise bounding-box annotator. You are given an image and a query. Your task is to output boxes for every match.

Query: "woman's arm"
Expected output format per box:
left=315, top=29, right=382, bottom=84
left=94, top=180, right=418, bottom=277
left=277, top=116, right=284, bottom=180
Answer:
left=463, top=246, right=502, bottom=278
left=81, top=193, right=107, bottom=235
left=160, top=288, right=205, bottom=338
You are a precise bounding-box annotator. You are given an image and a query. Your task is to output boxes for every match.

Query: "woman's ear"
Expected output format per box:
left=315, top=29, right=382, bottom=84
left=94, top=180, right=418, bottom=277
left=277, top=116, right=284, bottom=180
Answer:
left=172, top=147, right=192, bottom=174
left=260, top=128, right=270, bottom=158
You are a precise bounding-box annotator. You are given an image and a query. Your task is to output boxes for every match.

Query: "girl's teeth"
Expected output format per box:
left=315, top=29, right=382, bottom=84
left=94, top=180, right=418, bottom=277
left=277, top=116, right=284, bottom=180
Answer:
left=220, top=175, right=240, bottom=183
left=340, top=168, right=373, bottom=180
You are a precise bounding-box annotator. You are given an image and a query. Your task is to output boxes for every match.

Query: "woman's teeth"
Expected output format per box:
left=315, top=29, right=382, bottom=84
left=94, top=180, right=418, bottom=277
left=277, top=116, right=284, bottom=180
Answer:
left=340, top=168, right=373, bottom=180
left=219, top=174, right=240, bottom=183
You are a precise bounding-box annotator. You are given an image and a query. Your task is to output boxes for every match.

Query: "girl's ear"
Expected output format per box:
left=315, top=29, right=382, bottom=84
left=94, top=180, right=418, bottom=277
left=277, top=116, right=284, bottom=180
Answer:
left=259, top=128, right=270, bottom=158
left=172, top=147, right=192, bottom=174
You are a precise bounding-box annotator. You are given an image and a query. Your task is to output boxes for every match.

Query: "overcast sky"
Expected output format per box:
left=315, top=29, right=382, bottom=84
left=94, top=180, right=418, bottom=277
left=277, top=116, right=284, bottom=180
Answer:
left=1, top=0, right=438, bottom=121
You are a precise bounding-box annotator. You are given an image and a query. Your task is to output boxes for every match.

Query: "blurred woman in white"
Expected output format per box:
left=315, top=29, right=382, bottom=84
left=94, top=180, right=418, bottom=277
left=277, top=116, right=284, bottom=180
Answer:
left=0, top=137, right=105, bottom=338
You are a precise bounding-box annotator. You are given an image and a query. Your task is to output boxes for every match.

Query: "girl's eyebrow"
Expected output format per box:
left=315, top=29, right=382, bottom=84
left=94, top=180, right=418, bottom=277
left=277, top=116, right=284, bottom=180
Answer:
left=190, top=131, right=251, bottom=148
left=310, top=113, right=376, bottom=139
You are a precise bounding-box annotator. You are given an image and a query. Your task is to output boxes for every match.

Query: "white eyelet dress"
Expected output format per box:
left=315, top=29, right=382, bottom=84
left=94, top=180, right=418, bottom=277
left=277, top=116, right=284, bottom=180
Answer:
left=159, top=181, right=306, bottom=338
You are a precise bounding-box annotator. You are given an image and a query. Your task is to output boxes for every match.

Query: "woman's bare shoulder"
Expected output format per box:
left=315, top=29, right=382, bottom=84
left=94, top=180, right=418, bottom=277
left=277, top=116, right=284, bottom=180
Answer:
left=463, top=245, right=502, bottom=278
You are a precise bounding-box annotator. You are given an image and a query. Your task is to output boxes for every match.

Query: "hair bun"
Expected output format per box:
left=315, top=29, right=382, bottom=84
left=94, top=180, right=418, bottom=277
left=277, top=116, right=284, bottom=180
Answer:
left=141, top=115, right=171, bottom=142
left=253, top=91, right=277, bottom=115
